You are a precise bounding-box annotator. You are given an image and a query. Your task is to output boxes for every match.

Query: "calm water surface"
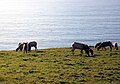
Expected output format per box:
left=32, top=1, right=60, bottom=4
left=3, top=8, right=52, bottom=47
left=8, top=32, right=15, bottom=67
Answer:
left=0, top=0, right=120, bottom=50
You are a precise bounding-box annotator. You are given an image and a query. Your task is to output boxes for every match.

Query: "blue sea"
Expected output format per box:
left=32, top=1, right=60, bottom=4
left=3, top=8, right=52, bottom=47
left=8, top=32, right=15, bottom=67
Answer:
left=0, top=0, right=120, bottom=50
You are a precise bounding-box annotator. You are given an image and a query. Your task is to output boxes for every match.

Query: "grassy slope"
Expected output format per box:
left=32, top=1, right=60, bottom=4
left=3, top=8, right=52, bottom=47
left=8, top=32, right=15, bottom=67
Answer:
left=0, top=47, right=120, bottom=84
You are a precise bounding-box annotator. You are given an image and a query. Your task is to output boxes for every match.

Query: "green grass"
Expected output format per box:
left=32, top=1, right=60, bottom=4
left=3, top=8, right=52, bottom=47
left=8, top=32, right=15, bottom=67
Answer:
left=0, top=47, right=120, bottom=84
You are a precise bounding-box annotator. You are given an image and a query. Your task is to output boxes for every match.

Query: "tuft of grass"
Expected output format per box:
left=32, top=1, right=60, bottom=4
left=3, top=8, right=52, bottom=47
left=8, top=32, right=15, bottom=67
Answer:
left=0, top=47, right=120, bottom=83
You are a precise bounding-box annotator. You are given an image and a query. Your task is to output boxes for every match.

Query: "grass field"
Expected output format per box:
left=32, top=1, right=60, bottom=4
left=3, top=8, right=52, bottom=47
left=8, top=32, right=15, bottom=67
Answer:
left=0, top=47, right=120, bottom=84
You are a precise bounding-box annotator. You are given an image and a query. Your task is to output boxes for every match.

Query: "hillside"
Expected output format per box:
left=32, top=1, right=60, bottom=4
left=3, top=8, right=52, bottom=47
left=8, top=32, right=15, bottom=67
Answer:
left=0, top=47, right=120, bottom=83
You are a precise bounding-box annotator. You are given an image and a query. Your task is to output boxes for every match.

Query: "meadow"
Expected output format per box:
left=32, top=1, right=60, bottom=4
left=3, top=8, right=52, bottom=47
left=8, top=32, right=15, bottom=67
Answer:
left=0, top=47, right=120, bottom=84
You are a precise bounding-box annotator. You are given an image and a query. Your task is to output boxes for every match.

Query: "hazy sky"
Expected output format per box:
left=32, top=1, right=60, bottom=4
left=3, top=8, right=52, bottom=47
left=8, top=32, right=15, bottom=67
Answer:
left=0, top=0, right=120, bottom=14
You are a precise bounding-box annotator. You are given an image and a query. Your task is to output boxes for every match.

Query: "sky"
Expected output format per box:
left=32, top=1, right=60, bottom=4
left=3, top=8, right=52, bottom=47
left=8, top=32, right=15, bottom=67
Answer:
left=0, top=0, right=120, bottom=14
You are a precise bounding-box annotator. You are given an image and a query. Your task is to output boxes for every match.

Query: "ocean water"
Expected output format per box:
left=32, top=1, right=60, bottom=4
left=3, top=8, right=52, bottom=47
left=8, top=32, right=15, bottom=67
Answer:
left=0, top=0, right=120, bottom=50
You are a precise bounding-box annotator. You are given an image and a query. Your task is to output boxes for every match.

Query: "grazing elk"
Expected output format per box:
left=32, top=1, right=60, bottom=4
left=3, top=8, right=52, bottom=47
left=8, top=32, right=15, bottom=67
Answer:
left=95, top=42, right=106, bottom=50
left=16, top=42, right=28, bottom=53
left=97, top=41, right=113, bottom=51
left=71, top=42, right=93, bottom=56
left=16, top=42, right=24, bottom=52
left=28, top=41, right=37, bottom=51
left=114, top=42, right=118, bottom=50
left=16, top=41, right=37, bottom=52
left=95, top=42, right=102, bottom=48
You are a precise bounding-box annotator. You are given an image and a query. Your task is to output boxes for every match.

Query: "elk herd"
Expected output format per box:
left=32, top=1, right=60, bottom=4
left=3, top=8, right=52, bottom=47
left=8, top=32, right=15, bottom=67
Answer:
left=16, top=41, right=119, bottom=56
left=16, top=41, right=37, bottom=53
left=71, top=41, right=118, bottom=56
